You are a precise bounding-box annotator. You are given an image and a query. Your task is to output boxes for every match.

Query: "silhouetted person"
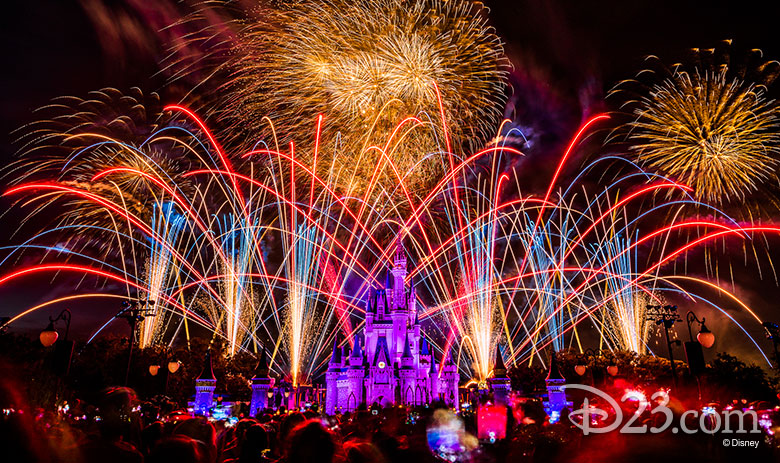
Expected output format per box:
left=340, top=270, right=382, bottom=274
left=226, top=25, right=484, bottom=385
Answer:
left=147, top=435, right=205, bottom=463
left=174, top=417, right=217, bottom=463
left=344, top=440, right=388, bottom=463
left=80, top=387, right=143, bottom=463
left=282, top=420, right=336, bottom=463
left=237, top=424, right=271, bottom=463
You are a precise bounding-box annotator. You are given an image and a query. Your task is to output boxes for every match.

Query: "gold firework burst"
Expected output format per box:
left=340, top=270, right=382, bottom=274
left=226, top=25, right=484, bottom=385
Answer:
left=215, top=0, right=508, bottom=195
left=628, top=69, right=780, bottom=203
left=613, top=45, right=780, bottom=205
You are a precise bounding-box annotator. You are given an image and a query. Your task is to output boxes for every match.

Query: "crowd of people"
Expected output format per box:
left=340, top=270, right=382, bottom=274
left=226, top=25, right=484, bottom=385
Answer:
left=2, top=384, right=585, bottom=463
left=3, top=383, right=779, bottom=462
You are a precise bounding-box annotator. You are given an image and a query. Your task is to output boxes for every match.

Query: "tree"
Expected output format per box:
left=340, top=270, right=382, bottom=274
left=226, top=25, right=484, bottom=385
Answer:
left=703, top=353, right=778, bottom=403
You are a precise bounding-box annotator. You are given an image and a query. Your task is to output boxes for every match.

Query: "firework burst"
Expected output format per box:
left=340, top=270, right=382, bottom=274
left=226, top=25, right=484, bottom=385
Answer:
left=612, top=45, right=780, bottom=205
left=210, top=0, right=508, bottom=194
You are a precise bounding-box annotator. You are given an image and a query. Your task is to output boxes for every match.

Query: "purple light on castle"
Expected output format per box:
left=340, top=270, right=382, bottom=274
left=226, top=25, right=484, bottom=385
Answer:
left=543, top=353, right=571, bottom=423
left=249, top=348, right=275, bottom=417
left=325, top=239, right=459, bottom=414
left=194, top=350, right=217, bottom=416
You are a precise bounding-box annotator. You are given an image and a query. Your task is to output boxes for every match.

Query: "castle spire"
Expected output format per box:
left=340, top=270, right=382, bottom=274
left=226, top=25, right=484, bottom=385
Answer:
left=493, top=344, right=507, bottom=377
left=198, top=349, right=216, bottom=381
left=330, top=337, right=342, bottom=365
left=402, top=332, right=413, bottom=359
left=546, top=351, right=564, bottom=381
left=394, top=231, right=406, bottom=268
left=253, top=347, right=269, bottom=379
left=351, top=334, right=363, bottom=358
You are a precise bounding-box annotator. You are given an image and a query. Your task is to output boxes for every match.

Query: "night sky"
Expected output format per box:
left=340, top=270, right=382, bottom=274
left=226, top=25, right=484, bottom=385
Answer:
left=2, top=0, right=780, bottom=366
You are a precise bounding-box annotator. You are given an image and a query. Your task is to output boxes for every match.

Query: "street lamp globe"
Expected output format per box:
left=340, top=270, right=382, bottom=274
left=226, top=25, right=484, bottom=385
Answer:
left=40, top=321, right=58, bottom=347
left=697, top=324, right=715, bottom=348
left=167, top=360, right=181, bottom=374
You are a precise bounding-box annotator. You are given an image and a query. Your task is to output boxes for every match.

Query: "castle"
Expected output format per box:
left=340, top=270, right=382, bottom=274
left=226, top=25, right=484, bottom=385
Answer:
left=192, top=239, right=525, bottom=418
left=325, top=240, right=460, bottom=414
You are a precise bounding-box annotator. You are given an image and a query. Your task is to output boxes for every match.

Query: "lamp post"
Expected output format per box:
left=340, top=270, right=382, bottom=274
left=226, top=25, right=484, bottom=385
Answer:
left=647, top=305, right=682, bottom=389
left=116, top=299, right=156, bottom=386
left=164, top=350, right=180, bottom=395
left=267, top=390, right=275, bottom=411
left=685, top=311, right=715, bottom=401
left=40, top=309, right=72, bottom=347
left=686, top=312, right=715, bottom=348
left=149, top=348, right=179, bottom=395
left=40, top=309, right=74, bottom=377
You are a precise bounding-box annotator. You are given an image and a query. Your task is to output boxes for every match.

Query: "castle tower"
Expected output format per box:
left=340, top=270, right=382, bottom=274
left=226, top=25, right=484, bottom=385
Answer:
left=417, top=338, right=432, bottom=403
left=488, top=345, right=511, bottom=405
left=249, top=348, right=275, bottom=417
left=439, top=351, right=459, bottom=409
left=544, top=352, right=570, bottom=423
left=365, top=298, right=374, bottom=329
left=429, top=351, right=439, bottom=401
left=407, top=286, right=418, bottom=325
left=325, top=338, right=342, bottom=415
left=194, top=350, right=217, bottom=416
left=376, top=289, right=387, bottom=319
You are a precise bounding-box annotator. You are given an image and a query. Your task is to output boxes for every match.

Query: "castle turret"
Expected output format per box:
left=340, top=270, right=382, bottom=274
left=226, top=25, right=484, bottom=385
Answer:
left=385, top=271, right=393, bottom=308
left=350, top=335, right=363, bottom=367
left=376, top=289, right=386, bottom=318
left=415, top=338, right=432, bottom=403
left=439, top=350, right=459, bottom=409
left=488, top=345, right=511, bottom=405
left=249, top=348, right=275, bottom=417
left=325, top=338, right=342, bottom=414
left=194, top=350, right=217, bottom=416
left=419, top=338, right=431, bottom=369
left=544, top=352, right=570, bottom=423
left=429, top=351, right=438, bottom=401
left=408, top=286, right=417, bottom=314
left=365, top=299, right=374, bottom=328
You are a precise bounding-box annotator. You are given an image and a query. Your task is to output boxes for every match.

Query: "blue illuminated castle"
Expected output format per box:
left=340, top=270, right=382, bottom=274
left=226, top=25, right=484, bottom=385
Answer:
left=325, top=240, right=459, bottom=414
